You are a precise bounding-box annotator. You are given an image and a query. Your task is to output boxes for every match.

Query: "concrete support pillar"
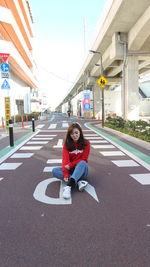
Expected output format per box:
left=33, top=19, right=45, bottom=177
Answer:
left=122, top=55, right=139, bottom=120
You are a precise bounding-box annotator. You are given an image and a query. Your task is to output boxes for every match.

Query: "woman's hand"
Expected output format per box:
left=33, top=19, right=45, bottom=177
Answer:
left=65, top=164, right=70, bottom=170
left=64, top=177, right=69, bottom=182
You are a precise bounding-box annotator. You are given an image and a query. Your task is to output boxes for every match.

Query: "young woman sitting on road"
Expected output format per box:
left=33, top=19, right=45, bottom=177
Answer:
left=52, top=122, right=90, bottom=199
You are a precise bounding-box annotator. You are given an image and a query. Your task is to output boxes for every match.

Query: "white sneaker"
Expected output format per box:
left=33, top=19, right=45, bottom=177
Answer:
left=62, top=186, right=71, bottom=199
left=78, top=180, right=88, bottom=191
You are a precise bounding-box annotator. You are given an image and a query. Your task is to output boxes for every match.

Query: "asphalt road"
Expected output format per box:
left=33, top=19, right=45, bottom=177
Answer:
left=0, top=113, right=150, bottom=267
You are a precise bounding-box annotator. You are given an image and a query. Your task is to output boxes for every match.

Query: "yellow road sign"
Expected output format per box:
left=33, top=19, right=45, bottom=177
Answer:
left=96, top=76, right=108, bottom=87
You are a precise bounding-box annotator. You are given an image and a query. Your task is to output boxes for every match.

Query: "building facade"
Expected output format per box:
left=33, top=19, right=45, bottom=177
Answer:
left=0, top=0, right=38, bottom=124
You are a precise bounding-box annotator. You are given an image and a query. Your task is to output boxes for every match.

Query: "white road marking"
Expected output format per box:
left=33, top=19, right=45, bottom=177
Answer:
left=112, top=160, right=140, bottom=167
left=20, top=146, right=43, bottom=150
left=53, top=139, right=63, bottom=148
left=36, top=135, right=57, bottom=137
left=84, top=184, right=99, bottom=202
left=43, top=166, right=60, bottom=172
left=33, top=178, right=72, bottom=205
left=48, top=124, right=57, bottom=129
left=10, top=153, right=34, bottom=158
left=87, top=137, right=103, bottom=140
left=47, top=159, right=62, bottom=164
left=36, top=124, right=45, bottom=129
left=129, top=173, right=150, bottom=185
left=62, top=123, right=69, bottom=128
left=33, top=178, right=99, bottom=205
left=26, top=141, right=49, bottom=145
left=100, top=151, right=125, bottom=156
left=92, top=144, right=115, bottom=149
left=0, top=162, right=22, bottom=170
left=84, top=134, right=98, bottom=136
left=90, top=140, right=108, bottom=143
left=0, top=178, right=4, bottom=181
left=31, top=137, right=53, bottom=140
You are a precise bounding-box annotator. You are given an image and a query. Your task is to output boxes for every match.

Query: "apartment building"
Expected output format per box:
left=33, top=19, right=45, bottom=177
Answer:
left=0, top=0, right=39, bottom=123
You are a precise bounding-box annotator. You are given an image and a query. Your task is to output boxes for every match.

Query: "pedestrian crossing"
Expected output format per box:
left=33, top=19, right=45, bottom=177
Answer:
left=0, top=127, right=150, bottom=187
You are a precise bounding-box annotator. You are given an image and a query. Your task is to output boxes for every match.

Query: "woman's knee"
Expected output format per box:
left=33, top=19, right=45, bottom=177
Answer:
left=52, top=167, right=60, bottom=177
left=78, top=160, right=87, bottom=168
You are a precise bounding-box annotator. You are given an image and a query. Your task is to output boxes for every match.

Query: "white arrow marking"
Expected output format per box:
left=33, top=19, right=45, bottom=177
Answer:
left=84, top=184, right=99, bottom=202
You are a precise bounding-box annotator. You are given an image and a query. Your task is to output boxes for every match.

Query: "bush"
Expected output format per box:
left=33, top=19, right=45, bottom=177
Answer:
left=12, top=112, right=40, bottom=123
left=105, top=117, right=150, bottom=142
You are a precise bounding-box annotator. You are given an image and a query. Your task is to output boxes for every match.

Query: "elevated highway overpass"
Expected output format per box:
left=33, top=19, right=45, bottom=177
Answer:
left=57, top=0, right=150, bottom=121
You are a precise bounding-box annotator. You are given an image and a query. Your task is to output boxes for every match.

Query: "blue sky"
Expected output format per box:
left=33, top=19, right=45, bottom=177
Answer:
left=30, top=0, right=106, bottom=109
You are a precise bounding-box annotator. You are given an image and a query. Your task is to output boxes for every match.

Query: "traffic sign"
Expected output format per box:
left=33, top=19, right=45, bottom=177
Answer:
left=0, top=63, right=10, bottom=72
left=1, top=79, right=10, bottom=89
left=1, top=72, right=10, bottom=79
left=96, top=76, right=108, bottom=87
left=0, top=53, right=10, bottom=63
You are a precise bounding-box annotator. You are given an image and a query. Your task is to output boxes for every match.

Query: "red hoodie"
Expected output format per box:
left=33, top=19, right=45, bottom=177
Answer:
left=62, top=140, right=90, bottom=178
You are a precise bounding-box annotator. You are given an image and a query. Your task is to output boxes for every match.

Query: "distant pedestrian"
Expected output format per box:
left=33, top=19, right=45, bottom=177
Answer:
left=67, top=110, right=71, bottom=117
left=52, top=122, right=90, bottom=199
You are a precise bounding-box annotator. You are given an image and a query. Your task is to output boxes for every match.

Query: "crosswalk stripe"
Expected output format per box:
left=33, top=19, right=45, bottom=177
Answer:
left=20, top=146, right=43, bottom=150
left=26, top=141, right=49, bottom=145
left=0, top=162, right=22, bottom=170
left=129, top=173, right=150, bottom=185
left=112, top=160, right=140, bottom=167
left=87, top=137, right=103, bottom=140
left=47, top=159, right=62, bottom=163
left=84, top=134, right=98, bottom=136
left=31, top=138, right=53, bottom=140
left=48, top=124, right=57, bottom=129
left=92, top=144, right=115, bottom=149
left=62, top=123, right=69, bottom=128
left=36, top=124, right=45, bottom=129
left=36, top=135, right=57, bottom=137
left=90, top=140, right=108, bottom=143
left=10, top=153, right=34, bottom=158
left=100, top=151, right=125, bottom=156
left=43, top=166, right=60, bottom=172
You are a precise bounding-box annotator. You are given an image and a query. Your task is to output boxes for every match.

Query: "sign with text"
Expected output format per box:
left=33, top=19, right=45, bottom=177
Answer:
left=83, top=92, right=90, bottom=111
left=4, top=97, right=11, bottom=129
left=1, top=72, right=10, bottom=79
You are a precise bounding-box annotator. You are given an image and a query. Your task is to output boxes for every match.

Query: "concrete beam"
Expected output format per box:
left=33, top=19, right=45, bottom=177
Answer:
left=128, top=6, right=150, bottom=50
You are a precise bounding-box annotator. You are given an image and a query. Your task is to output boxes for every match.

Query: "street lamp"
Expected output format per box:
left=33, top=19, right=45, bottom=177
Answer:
left=89, top=50, right=104, bottom=127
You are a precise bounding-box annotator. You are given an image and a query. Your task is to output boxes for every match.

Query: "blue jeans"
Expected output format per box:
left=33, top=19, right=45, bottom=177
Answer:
left=52, top=160, right=88, bottom=184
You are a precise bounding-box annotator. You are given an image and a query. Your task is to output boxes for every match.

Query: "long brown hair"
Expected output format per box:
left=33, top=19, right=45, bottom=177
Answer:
left=64, top=122, right=87, bottom=151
